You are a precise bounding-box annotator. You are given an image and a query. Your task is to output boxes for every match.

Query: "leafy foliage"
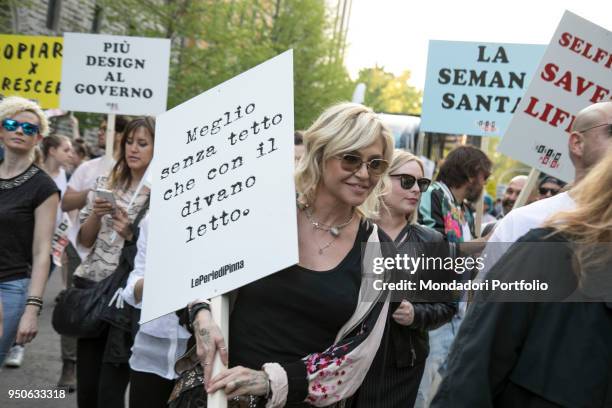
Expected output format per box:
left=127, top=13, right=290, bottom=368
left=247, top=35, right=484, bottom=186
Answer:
left=356, top=66, right=422, bottom=115
left=98, top=0, right=353, bottom=129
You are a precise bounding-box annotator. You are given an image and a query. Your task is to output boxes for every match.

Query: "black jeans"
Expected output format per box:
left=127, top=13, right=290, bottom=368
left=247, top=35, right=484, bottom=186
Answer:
left=60, top=243, right=80, bottom=362
left=76, top=329, right=130, bottom=408
left=129, top=369, right=175, bottom=408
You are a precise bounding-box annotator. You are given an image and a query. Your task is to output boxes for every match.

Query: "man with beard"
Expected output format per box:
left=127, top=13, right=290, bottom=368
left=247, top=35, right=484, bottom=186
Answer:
left=419, top=145, right=492, bottom=243
left=498, top=175, right=527, bottom=218
left=416, top=145, right=492, bottom=407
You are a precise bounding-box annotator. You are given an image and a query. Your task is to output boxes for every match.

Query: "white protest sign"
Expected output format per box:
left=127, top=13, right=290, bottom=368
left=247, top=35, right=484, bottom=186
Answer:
left=51, top=213, right=71, bottom=267
left=60, top=33, right=170, bottom=115
left=141, top=50, right=298, bottom=322
left=498, top=11, right=612, bottom=182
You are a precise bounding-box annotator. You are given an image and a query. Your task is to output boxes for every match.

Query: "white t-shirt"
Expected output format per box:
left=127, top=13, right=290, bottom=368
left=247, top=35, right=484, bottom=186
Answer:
left=66, top=156, right=114, bottom=259
left=51, top=167, right=68, bottom=228
left=478, top=191, right=576, bottom=280
left=67, top=156, right=114, bottom=192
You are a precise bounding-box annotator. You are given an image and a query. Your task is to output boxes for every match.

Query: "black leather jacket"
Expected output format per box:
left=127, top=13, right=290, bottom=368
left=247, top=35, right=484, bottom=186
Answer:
left=391, top=224, right=457, bottom=368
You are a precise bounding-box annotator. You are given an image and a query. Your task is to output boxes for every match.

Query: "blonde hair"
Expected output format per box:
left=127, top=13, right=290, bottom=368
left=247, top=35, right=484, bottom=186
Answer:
left=545, top=148, right=612, bottom=280
left=295, top=102, right=394, bottom=218
left=546, top=149, right=612, bottom=242
left=0, top=96, right=49, bottom=136
left=379, top=149, right=425, bottom=224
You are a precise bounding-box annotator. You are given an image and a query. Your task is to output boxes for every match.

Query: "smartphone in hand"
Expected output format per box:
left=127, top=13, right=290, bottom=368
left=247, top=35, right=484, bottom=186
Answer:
left=95, top=188, right=116, bottom=208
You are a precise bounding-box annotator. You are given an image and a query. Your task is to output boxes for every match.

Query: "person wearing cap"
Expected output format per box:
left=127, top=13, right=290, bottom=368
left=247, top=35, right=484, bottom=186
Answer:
left=537, top=175, right=566, bottom=200
left=482, top=194, right=497, bottom=224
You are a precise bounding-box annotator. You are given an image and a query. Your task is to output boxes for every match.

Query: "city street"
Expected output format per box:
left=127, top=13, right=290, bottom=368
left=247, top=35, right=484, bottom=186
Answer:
left=0, top=1, right=611, bottom=408
left=0, top=270, right=77, bottom=408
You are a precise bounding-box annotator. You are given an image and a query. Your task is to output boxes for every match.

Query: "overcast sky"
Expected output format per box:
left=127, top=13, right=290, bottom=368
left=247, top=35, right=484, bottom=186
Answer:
left=344, top=0, right=611, bottom=90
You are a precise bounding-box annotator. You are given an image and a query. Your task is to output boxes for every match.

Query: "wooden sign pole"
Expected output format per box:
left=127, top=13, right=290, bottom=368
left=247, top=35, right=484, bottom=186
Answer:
left=474, top=137, right=490, bottom=237
left=105, top=113, right=115, bottom=161
left=513, top=167, right=540, bottom=210
left=207, top=295, right=230, bottom=408
left=474, top=189, right=485, bottom=238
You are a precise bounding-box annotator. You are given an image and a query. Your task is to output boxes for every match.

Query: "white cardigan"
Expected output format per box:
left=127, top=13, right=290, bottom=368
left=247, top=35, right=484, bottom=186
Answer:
left=123, top=215, right=191, bottom=379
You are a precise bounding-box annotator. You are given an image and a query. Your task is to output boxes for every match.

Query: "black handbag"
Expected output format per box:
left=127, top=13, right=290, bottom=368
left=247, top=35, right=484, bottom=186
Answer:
left=52, top=200, right=149, bottom=338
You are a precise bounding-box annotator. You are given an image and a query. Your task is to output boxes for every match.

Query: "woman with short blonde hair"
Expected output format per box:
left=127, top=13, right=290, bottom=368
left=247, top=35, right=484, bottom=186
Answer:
left=170, top=102, right=399, bottom=407
left=296, top=102, right=393, bottom=218
left=0, top=96, right=58, bottom=364
left=358, top=149, right=456, bottom=407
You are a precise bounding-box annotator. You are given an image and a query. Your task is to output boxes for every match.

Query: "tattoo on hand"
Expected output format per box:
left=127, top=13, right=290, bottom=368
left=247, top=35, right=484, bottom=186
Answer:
left=198, top=328, right=211, bottom=345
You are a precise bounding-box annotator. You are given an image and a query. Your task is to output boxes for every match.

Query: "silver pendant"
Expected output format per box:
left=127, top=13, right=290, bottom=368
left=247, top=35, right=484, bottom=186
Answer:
left=330, top=227, right=340, bottom=237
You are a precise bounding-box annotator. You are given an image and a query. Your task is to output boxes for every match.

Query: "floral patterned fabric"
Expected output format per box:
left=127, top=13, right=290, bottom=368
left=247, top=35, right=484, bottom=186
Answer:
left=74, top=176, right=150, bottom=282
left=303, top=301, right=389, bottom=406
left=418, top=181, right=474, bottom=243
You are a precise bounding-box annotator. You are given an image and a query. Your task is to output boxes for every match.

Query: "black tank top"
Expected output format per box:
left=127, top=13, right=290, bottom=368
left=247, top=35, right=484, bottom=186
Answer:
left=229, top=220, right=371, bottom=369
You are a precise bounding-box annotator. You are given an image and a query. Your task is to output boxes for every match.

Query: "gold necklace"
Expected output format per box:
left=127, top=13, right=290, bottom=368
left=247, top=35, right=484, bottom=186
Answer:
left=304, top=206, right=355, bottom=237
left=315, top=234, right=337, bottom=255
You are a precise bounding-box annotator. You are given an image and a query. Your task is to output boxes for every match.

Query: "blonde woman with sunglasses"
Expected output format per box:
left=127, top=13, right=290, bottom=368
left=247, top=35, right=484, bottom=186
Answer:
left=350, top=150, right=456, bottom=407
left=0, top=96, right=59, bottom=364
left=170, top=103, right=398, bottom=408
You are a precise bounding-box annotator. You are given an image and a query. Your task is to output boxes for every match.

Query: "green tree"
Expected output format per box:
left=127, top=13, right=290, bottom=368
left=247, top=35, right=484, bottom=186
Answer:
left=356, top=66, right=422, bottom=115
left=480, top=137, right=531, bottom=198
left=99, top=0, right=353, bottom=129
left=0, top=0, right=26, bottom=34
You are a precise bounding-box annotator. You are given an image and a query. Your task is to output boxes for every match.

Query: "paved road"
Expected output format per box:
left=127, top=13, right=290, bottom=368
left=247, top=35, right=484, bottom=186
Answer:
left=0, top=270, right=77, bottom=408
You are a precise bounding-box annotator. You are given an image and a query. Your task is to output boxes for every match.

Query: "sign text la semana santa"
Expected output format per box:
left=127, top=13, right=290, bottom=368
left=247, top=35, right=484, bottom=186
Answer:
left=421, top=40, right=545, bottom=136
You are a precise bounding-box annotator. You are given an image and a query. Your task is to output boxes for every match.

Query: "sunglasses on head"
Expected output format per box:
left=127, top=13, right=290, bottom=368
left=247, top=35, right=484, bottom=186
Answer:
left=539, top=187, right=560, bottom=196
left=336, top=153, right=389, bottom=176
left=2, top=118, right=40, bottom=136
left=390, top=174, right=431, bottom=192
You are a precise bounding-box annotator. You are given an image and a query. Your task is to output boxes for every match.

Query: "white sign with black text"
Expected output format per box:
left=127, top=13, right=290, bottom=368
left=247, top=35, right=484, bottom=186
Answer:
left=60, top=32, right=170, bottom=115
left=141, top=50, right=298, bottom=323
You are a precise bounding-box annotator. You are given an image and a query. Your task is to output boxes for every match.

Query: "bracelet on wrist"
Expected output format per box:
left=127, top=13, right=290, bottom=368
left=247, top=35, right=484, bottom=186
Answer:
left=264, top=372, right=271, bottom=400
left=188, top=302, right=211, bottom=329
left=25, top=301, right=43, bottom=315
left=26, top=296, right=43, bottom=306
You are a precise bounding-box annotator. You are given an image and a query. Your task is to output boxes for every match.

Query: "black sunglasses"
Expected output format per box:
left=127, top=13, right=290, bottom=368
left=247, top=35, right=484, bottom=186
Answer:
left=336, top=154, right=389, bottom=176
left=390, top=174, right=431, bottom=192
left=2, top=118, right=40, bottom=136
left=577, top=123, right=612, bottom=136
left=539, top=187, right=560, bottom=196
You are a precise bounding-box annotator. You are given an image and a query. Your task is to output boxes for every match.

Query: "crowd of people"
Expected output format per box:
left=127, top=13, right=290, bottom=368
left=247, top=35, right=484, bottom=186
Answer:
left=0, top=95, right=610, bottom=408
